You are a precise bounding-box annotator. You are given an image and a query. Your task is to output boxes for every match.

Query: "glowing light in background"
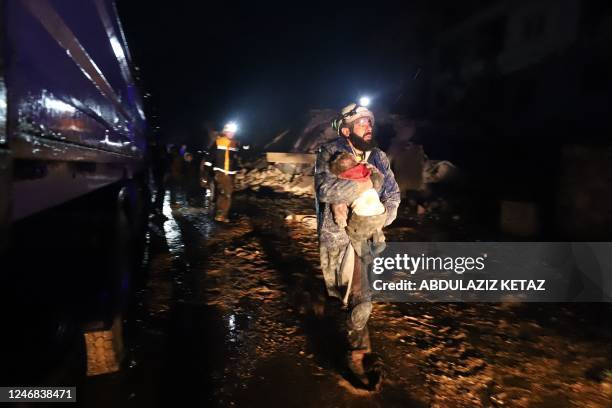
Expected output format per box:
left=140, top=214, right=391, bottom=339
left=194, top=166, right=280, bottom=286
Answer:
left=225, top=121, right=238, bottom=133
left=359, top=96, right=371, bottom=107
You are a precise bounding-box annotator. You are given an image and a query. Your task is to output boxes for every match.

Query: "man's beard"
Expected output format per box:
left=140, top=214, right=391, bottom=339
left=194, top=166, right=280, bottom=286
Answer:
left=349, top=132, right=377, bottom=151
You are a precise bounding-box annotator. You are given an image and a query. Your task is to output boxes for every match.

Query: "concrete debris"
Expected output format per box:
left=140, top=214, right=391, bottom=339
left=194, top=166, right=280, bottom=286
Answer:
left=423, top=160, right=456, bottom=184
left=235, top=165, right=314, bottom=197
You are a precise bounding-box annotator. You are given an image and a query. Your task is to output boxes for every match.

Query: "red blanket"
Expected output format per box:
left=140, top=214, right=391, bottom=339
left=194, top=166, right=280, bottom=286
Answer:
left=339, top=163, right=371, bottom=182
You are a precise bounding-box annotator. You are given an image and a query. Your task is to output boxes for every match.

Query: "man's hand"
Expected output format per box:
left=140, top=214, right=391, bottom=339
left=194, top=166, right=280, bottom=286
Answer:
left=368, top=168, right=384, bottom=191
left=383, top=203, right=398, bottom=227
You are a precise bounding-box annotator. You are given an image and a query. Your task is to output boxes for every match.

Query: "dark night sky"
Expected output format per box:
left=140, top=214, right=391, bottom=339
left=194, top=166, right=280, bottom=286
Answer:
left=116, top=1, right=479, bottom=146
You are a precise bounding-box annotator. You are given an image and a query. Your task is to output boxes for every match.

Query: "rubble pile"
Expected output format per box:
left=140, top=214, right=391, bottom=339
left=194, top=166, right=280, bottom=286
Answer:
left=264, top=110, right=419, bottom=154
left=242, top=109, right=457, bottom=199
left=235, top=164, right=314, bottom=197
left=423, top=159, right=456, bottom=184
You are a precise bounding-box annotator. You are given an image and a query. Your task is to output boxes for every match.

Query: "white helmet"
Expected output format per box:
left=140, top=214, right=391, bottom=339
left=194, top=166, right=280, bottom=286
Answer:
left=331, top=103, right=375, bottom=134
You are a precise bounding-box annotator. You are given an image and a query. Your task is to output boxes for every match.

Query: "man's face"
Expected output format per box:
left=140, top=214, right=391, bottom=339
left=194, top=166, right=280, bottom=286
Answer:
left=341, top=117, right=376, bottom=151
left=223, top=131, right=236, bottom=139
left=352, top=117, right=373, bottom=141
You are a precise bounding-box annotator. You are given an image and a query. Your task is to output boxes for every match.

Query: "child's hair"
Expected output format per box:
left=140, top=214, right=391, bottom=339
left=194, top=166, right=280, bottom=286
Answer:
left=330, top=152, right=357, bottom=175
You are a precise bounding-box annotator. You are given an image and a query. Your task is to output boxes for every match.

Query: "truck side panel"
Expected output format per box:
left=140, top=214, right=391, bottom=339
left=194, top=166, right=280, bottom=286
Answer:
left=0, top=0, right=10, bottom=243
left=5, top=0, right=146, bottom=221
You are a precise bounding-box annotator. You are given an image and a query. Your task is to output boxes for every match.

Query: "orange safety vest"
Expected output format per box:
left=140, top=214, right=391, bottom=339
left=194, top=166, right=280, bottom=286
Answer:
left=214, top=136, right=239, bottom=173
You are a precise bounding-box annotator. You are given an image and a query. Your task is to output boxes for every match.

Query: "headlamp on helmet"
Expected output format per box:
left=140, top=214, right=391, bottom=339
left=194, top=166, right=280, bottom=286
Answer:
left=331, top=103, right=375, bottom=134
left=359, top=96, right=371, bottom=107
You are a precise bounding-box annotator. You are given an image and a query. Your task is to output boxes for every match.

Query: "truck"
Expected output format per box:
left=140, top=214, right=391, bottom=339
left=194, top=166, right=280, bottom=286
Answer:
left=0, top=0, right=149, bottom=380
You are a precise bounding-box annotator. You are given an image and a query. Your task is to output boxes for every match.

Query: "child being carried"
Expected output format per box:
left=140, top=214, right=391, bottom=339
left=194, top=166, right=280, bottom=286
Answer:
left=329, top=152, right=387, bottom=258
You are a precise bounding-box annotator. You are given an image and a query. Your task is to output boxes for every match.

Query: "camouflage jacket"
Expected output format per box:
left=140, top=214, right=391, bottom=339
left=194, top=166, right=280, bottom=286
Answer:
left=315, top=137, right=401, bottom=249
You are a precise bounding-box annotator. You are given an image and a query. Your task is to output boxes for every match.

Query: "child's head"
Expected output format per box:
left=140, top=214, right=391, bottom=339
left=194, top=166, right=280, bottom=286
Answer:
left=330, top=152, right=358, bottom=175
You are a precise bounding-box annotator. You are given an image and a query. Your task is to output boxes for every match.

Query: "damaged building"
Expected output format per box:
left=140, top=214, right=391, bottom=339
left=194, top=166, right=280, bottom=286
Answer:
left=426, top=0, right=612, bottom=239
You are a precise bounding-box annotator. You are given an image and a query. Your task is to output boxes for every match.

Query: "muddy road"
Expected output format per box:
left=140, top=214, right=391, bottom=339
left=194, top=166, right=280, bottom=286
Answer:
left=78, top=188, right=612, bottom=408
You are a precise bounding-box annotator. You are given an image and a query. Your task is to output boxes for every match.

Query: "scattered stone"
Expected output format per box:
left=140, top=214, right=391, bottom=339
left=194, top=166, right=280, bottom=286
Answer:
left=236, top=165, right=314, bottom=197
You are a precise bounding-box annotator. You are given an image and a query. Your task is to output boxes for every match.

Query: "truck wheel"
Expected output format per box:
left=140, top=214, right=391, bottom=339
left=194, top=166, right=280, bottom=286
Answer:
left=82, top=177, right=146, bottom=376
left=84, top=316, right=124, bottom=376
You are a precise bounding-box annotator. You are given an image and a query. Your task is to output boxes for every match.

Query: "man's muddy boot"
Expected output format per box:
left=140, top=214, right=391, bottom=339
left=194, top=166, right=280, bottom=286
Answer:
left=346, top=350, right=384, bottom=390
left=346, top=309, right=384, bottom=390
left=347, top=350, right=385, bottom=390
left=347, top=324, right=374, bottom=388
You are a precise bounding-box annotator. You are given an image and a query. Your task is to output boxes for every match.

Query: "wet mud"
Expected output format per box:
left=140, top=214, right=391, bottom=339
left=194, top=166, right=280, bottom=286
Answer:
left=80, top=187, right=612, bottom=407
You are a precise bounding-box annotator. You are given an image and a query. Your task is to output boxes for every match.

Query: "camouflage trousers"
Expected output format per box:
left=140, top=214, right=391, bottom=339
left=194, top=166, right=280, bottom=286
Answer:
left=320, top=243, right=372, bottom=351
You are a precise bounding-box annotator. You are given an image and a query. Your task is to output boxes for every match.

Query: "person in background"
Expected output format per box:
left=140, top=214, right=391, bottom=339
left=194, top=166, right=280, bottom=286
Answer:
left=211, top=122, right=240, bottom=222
left=150, top=139, right=169, bottom=216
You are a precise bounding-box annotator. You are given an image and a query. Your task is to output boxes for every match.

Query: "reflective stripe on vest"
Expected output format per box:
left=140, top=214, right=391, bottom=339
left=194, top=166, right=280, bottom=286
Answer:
left=213, top=167, right=237, bottom=175
left=215, top=136, right=237, bottom=172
